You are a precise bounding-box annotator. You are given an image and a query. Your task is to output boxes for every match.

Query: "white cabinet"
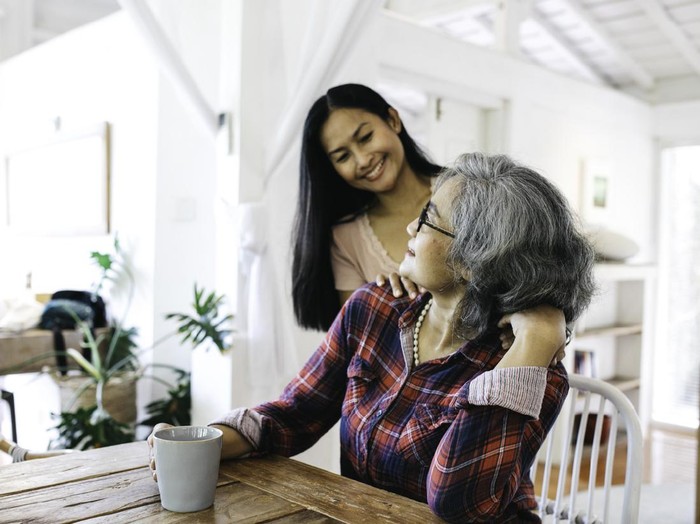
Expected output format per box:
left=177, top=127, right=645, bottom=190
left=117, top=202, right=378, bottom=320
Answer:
left=571, top=263, right=656, bottom=436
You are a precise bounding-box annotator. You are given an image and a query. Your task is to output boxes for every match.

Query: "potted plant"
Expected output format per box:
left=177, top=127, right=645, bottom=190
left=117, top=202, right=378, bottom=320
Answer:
left=51, top=283, right=232, bottom=449
left=0, top=237, right=234, bottom=450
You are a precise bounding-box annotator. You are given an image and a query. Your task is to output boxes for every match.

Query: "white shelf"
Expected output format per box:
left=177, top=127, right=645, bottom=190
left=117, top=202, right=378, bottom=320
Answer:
left=607, top=376, right=641, bottom=392
left=569, top=262, right=656, bottom=440
left=576, top=323, right=643, bottom=339
left=594, top=263, right=656, bottom=281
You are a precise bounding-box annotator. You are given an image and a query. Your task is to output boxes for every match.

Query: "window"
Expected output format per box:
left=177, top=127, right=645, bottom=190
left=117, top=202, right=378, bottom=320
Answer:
left=653, top=146, right=700, bottom=429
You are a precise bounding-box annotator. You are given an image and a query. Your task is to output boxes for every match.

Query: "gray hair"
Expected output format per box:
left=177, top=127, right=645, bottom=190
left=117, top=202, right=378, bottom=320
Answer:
left=438, top=152, right=596, bottom=339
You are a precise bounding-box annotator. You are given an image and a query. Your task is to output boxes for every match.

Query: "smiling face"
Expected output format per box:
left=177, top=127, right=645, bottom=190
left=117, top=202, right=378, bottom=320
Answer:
left=399, top=177, right=464, bottom=297
left=319, top=108, right=407, bottom=194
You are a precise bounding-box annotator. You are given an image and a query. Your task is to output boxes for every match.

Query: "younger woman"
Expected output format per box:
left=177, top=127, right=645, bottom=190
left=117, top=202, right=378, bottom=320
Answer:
left=292, top=84, right=442, bottom=331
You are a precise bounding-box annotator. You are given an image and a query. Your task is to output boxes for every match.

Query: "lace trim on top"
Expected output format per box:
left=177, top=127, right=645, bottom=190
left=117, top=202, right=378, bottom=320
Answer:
left=358, top=213, right=402, bottom=270
left=356, top=176, right=436, bottom=273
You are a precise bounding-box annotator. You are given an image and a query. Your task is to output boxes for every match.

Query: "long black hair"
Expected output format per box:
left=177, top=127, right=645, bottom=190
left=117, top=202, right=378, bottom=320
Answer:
left=292, top=83, right=442, bottom=331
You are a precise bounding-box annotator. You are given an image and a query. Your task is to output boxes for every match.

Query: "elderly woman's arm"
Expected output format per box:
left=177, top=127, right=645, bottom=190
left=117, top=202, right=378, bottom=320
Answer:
left=425, top=305, right=569, bottom=522
left=208, top=307, right=353, bottom=458
left=427, top=367, right=568, bottom=522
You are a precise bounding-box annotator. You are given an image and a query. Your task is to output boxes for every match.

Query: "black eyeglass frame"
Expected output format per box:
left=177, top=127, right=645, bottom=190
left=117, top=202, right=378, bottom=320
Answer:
left=417, top=203, right=455, bottom=238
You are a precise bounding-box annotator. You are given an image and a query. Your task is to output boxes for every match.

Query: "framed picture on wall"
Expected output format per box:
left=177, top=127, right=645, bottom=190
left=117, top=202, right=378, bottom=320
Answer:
left=579, top=158, right=611, bottom=225
left=3, top=122, right=111, bottom=235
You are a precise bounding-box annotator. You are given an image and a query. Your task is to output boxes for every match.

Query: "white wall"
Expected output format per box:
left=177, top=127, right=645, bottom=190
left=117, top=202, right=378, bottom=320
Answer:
left=0, top=6, right=222, bottom=444
left=653, top=100, right=700, bottom=145
left=0, top=14, right=159, bottom=333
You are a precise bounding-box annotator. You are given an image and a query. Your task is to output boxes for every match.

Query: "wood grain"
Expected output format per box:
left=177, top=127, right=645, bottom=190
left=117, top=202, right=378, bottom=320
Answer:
left=0, top=442, right=442, bottom=524
left=78, top=482, right=307, bottom=524
left=221, top=455, right=442, bottom=524
left=1, top=468, right=162, bottom=523
left=0, top=442, right=148, bottom=496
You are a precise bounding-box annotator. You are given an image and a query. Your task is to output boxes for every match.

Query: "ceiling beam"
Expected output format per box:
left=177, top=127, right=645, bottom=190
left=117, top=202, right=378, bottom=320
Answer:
left=492, top=0, right=531, bottom=56
left=0, top=0, right=34, bottom=61
left=32, top=26, right=60, bottom=44
left=117, top=0, right=219, bottom=137
left=638, top=0, right=700, bottom=77
left=385, top=0, right=494, bottom=22
left=528, top=9, right=606, bottom=85
left=559, top=0, right=654, bottom=90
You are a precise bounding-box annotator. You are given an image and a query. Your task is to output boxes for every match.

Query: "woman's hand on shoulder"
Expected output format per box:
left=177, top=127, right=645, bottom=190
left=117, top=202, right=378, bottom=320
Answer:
left=496, top=305, right=567, bottom=368
left=376, top=272, right=422, bottom=299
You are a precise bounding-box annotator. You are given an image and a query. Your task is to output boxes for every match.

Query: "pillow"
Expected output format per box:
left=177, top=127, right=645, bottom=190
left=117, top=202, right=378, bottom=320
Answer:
left=586, top=226, right=639, bottom=261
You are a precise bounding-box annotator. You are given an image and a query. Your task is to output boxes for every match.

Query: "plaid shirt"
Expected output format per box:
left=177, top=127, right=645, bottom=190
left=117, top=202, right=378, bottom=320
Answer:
left=215, top=285, right=568, bottom=523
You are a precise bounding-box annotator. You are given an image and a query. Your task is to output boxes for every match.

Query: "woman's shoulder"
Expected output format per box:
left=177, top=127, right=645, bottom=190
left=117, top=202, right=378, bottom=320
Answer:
left=343, top=283, right=414, bottom=321
left=331, top=212, right=372, bottom=251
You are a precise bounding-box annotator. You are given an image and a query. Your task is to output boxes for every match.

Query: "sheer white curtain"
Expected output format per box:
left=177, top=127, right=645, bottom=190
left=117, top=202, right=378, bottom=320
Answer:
left=241, top=0, right=383, bottom=404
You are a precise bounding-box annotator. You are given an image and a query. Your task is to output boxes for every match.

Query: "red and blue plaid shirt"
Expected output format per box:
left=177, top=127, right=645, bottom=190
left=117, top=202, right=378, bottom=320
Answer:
left=217, top=285, right=568, bottom=522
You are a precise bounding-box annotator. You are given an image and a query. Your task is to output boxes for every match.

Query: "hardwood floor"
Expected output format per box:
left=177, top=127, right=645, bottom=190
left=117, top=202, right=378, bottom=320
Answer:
left=533, top=426, right=698, bottom=500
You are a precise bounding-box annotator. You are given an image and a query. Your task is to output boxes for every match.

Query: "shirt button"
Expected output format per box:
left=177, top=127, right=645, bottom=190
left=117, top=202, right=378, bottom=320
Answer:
left=376, top=409, right=383, bottom=417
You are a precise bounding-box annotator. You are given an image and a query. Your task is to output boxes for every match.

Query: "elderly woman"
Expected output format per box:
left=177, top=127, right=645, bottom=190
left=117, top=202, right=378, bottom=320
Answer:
left=150, top=152, right=595, bottom=522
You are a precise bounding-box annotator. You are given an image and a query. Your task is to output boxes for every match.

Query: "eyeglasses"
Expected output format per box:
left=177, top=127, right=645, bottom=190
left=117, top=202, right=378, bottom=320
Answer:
left=417, top=202, right=455, bottom=238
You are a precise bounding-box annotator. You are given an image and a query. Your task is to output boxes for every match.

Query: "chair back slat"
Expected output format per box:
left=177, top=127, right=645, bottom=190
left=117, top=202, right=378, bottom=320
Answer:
left=569, top=390, right=591, bottom=521
left=554, top=397, right=577, bottom=519
left=531, top=374, right=643, bottom=523
left=585, top=400, right=608, bottom=521
left=602, top=410, right=619, bottom=522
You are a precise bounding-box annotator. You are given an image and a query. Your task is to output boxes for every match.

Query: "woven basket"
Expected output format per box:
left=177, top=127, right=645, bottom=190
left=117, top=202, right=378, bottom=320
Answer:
left=54, top=371, right=138, bottom=424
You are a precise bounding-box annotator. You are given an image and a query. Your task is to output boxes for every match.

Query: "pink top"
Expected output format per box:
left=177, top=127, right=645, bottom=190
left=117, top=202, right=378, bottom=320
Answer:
left=331, top=213, right=400, bottom=291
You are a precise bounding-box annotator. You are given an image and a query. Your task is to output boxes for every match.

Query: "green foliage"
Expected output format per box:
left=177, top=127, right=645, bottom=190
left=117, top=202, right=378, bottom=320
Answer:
left=104, top=325, right=139, bottom=371
left=90, top=235, right=125, bottom=295
left=165, top=284, right=233, bottom=353
left=138, top=369, right=191, bottom=429
left=52, top=406, right=134, bottom=450
left=41, top=239, right=234, bottom=451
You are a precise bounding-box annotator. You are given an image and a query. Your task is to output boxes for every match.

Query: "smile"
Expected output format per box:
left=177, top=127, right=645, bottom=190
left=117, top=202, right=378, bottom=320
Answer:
left=363, top=157, right=385, bottom=181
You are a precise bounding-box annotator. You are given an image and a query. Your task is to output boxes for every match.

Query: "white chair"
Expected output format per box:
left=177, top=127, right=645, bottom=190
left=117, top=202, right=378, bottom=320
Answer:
left=1, top=435, right=77, bottom=463
left=531, top=374, right=643, bottom=523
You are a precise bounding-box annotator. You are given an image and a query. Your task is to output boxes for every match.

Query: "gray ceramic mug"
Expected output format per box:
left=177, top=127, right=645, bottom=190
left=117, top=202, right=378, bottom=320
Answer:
left=153, top=425, right=223, bottom=512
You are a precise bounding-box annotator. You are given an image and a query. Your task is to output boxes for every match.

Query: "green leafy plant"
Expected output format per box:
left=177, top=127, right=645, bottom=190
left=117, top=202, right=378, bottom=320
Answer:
left=7, top=236, right=234, bottom=451
left=166, top=284, right=233, bottom=353
left=90, top=235, right=129, bottom=298
left=138, top=369, right=191, bottom=428
left=50, top=282, right=231, bottom=450
left=53, top=406, right=133, bottom=449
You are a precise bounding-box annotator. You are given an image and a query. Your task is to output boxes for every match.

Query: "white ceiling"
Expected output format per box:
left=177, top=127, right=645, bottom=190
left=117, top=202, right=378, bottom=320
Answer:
left=1, top=0, right=699, bottom=104
left=386, top=0, right=700, bottom=103
left=0, top=0, right=120, bottom=52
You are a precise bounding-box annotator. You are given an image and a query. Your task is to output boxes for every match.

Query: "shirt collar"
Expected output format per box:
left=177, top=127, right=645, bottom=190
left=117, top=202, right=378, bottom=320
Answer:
left=398, top=293, right=504, bottom=369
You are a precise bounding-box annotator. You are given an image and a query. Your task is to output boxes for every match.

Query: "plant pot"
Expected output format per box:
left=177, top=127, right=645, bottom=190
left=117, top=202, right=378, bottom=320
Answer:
left=54, top=371, right=138, bottom=424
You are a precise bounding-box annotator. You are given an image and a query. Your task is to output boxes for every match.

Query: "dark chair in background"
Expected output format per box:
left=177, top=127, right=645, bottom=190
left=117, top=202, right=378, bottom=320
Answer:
left=1, top=389, right=18, bottom=443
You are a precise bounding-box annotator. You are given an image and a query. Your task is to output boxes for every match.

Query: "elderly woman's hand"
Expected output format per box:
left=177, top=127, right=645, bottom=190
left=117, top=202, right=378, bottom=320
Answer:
left=376, top=273, right=423, bottom=299
left=147, top=422, right=174, bottom=482
left=496, top=305, right=567, bottom=368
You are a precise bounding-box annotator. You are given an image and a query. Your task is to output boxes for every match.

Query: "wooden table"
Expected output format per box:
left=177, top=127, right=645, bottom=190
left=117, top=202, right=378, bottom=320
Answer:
left=0, top=441, right=443, bottom=523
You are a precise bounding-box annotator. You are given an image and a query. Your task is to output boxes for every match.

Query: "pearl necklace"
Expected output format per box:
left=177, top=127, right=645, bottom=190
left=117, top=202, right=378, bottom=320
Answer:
left=413, top=298, right=433, bottom=367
